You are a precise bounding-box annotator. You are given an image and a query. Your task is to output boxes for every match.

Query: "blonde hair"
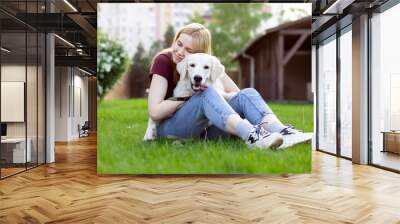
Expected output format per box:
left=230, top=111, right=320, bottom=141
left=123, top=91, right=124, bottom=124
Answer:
left=151, top=23, right=211, bottom=84
left=172, top=23, right=212, bottom=54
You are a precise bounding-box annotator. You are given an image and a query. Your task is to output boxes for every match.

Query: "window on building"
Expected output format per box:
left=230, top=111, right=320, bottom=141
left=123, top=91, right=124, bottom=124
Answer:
left=339, top=27, right=352, bottom=158
left=371, top=3, right=400, bottom=171
left=317, top=36, right=337, bottom=155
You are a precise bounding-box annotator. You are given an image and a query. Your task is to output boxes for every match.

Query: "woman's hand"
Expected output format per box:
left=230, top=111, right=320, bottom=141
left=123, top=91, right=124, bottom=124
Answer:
left=221, top=91, right=238, bottom=101
left=167, top=99, right=185, bottom=112
left=220, top=72, right=240, bottom=93
left=148, top=74, right=185, bottom=122
left=220, top=72, right=239, bottom=101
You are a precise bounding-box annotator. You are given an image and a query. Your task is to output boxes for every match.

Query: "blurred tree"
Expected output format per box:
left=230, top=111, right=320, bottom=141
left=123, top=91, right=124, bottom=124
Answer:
left=163, top=25, right=175, bottom=49
left=127, top=25, right=178, bottom=98
left=129, top=42, right=150, bottom=98
left=148, top=25, right=176, bottom=61
left=278, top=7, right=309, bottom=23
left=189, top=4, right=270, bottom=71
left=189, top=12, right=206, bottom=25
left=97, top=31, right=130, bottom=100
left=148, top=40, right=163, bottom=60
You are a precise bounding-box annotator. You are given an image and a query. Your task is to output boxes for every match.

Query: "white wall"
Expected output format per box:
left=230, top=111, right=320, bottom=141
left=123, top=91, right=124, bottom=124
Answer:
left=55, top=66, right=69, bottom=141
left=1, top=63, right=46, bottom=164
left=55, top=67, right=89, bottom=141
left=72, top=73, right=89, bottom=138
left=1, top=65, right=40, bottom=137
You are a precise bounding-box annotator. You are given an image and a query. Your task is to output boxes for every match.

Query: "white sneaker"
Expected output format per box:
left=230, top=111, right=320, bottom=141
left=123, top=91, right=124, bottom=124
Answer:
left=278, top=125, right=313, bottom=149
left=246, top=125, right=283, bottom=149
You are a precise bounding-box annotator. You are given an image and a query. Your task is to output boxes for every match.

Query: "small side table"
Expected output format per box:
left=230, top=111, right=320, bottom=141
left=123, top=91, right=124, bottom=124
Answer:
left=381, top=131, right=400, bottom=154
left=1, top=138, right=32, bottom=163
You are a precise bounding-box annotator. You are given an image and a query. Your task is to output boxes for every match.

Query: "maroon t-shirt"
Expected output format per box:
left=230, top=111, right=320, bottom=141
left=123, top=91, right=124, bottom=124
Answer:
left=149, top=52, right=177, bottom=99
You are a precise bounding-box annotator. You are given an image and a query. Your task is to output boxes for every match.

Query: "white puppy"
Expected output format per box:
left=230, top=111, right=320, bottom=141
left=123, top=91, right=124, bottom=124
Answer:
left=143, top=53, right=230, bottom=141
left=173, top=53, right=225, bottom=97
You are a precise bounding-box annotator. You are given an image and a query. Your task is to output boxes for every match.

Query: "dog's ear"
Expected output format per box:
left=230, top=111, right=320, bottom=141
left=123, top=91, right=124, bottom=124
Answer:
left=176, top=57, right=188, bottom=81
left=210, top=56, right=225, bottom=82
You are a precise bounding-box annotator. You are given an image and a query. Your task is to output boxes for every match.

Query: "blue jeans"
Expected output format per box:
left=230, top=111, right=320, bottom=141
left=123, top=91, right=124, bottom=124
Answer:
left=157, top=87, right=274, bottom=139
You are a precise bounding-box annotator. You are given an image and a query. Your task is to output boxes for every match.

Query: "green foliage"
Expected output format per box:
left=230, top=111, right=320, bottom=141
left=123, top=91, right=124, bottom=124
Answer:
left=98, top=99, right=313, bottom=174
left=189, top=4, right=271, bottom=71
left=97, top=31, right=130, bottom=100
left=163, top=25, right=175, bottom=49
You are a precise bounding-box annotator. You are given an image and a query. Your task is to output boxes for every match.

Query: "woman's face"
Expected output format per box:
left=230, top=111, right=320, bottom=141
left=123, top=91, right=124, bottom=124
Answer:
left=172, top=33, right=193, bottom=63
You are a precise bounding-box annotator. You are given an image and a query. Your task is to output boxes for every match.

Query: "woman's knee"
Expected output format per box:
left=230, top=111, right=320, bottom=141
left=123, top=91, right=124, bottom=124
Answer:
left=200, top=86, right=219, bottom=98
left=239, top=88, right=260, bottom=97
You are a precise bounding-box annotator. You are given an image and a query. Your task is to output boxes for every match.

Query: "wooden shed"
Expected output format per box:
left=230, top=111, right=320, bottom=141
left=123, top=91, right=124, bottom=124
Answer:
left=233, top=16, right=312, bottom=102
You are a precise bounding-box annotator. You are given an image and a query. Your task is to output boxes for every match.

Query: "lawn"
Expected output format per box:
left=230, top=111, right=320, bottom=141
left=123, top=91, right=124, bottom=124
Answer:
left=98, top=98, right=313, bottom=174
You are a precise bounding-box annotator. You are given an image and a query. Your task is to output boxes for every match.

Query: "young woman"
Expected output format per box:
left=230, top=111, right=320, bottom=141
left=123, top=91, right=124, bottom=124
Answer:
left=147, top=23, right=311, bottom=149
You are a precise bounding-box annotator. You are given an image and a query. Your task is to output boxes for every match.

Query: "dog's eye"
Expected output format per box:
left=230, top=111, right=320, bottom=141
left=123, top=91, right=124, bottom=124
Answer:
left=189, top=63, right=195, bottom=67
left=204, top=66, right=209, bottom=69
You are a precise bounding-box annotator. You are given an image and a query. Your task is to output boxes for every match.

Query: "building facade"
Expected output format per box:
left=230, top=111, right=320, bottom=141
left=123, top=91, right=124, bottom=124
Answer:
left=98, top=3, right=208, bottom=57
left=98, top=3, right=157, bottom=57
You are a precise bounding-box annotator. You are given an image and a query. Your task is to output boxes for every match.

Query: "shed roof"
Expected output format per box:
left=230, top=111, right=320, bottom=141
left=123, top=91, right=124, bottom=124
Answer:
left=232, top=16, right=311, bottom=61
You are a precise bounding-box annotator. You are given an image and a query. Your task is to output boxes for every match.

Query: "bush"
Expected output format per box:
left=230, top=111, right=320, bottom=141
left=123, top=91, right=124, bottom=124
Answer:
left=97, top=31, right=130, bottom=100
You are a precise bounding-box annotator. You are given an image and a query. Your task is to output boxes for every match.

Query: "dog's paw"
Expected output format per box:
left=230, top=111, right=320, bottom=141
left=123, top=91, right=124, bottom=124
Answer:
left=172, top=140, right=184, bottom=145
left=144, top=120, right=157, bottom=141
left=143, top=131, right=155, bottom=141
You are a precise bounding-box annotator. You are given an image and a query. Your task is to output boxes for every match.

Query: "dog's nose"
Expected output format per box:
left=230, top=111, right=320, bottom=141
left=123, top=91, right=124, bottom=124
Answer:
left=194, top=76, right=202, bottom=83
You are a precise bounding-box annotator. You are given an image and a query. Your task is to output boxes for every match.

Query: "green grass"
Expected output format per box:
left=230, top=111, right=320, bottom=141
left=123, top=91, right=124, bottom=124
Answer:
left=98, top=99, right=313, bottom=174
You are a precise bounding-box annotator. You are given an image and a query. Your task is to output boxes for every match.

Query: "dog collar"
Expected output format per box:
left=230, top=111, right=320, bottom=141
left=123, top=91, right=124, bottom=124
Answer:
left=168, top=96, right=191, bottom=101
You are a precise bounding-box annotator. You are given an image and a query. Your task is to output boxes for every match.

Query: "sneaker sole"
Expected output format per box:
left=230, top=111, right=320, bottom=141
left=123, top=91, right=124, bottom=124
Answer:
left=278, top=133, right=313, bottom=149
left=269, top=135, right=284, bottom=149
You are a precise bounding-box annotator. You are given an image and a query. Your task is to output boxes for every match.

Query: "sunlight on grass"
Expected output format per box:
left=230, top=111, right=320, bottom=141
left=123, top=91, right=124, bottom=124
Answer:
left=98, top=98, right=313, bottom=174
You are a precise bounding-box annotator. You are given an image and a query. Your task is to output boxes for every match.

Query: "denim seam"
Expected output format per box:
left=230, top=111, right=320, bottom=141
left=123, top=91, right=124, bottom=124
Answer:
left=227, top=93, right=239, bottom=104
left=241, top=92, right=270, bottom=124
left=202, top=93, right=235, bottom=128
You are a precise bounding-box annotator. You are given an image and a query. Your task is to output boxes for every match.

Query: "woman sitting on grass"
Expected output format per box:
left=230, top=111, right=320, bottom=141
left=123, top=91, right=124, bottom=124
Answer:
left=148, top=23, right=311, bottom=149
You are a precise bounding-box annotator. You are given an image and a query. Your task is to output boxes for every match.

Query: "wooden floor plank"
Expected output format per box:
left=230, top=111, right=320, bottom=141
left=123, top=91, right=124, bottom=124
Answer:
left=0, top=134, right=400, bottom=223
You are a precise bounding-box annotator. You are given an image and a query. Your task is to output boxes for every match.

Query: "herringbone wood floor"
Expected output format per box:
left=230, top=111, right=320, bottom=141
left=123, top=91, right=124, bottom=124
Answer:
left=1, top=134, right=400, bottom=223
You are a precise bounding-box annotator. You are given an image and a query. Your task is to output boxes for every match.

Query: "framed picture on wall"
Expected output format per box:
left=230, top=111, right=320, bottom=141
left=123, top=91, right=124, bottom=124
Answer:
left=1, top=81, right=25, bottom=122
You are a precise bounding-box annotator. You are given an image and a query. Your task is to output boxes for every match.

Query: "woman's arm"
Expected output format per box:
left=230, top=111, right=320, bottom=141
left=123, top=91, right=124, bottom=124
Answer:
left=221, top=72, right=240, bottom=92
left=220, top=72, right=240, bottom=100
left=148, top=74, right=184, bottom=122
